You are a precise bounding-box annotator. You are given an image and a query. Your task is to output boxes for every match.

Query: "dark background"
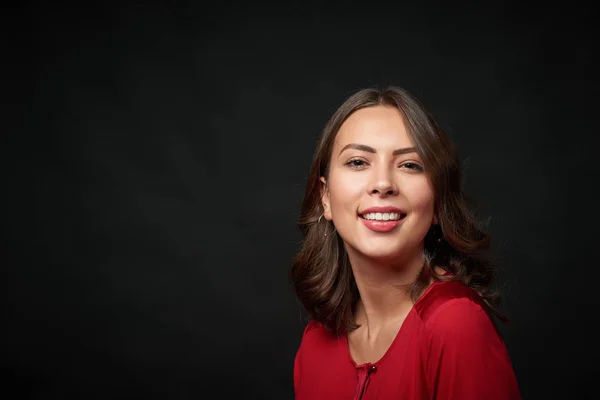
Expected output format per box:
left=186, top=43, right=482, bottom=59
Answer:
left=4, top=1, right=598, bottom=399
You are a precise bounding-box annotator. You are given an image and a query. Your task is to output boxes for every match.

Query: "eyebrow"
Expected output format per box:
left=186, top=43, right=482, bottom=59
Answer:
left=339, top=143, right=418, bottom=156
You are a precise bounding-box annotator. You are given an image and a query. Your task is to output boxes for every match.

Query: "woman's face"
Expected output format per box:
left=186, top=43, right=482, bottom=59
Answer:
left=321, top=105, right=436, bottom=264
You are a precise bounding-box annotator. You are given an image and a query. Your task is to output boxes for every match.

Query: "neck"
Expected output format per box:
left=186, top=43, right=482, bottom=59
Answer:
left=346, top=245, right=429, bottom=329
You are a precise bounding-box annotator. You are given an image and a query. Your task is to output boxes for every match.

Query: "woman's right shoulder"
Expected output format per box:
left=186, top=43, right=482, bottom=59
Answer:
left=302, top=320, right=323, bottom=336
left=299, top=320, right=334, bottom=344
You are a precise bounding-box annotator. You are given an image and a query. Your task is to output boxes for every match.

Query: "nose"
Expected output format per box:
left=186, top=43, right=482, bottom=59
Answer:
left=368, top=167, right=398, bottom=197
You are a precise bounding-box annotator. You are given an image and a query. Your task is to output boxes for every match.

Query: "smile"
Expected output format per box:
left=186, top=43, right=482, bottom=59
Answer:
left=358, top=212, right=407, bottom=233
left=360, top=212, right=404, bottom=221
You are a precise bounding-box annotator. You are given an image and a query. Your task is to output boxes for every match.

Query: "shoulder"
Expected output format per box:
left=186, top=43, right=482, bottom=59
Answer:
left=417, top=282, right=521, bottom=398
left=296, top=319, right=343, bottom=357
left=295, top=319, right=339, bottom=370
left=415, top=280, right=500, bottom=341
left=303, top=320, right=322, bottom=334
left=299, top=320, right=332, bottom=343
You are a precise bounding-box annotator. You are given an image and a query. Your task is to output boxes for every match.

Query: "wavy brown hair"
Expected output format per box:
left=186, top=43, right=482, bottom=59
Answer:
left=290, top=86, right=505, bottom=335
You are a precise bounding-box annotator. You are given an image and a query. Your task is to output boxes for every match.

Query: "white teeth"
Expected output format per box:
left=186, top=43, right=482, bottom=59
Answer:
left=362, top=212, right=402, bottom=221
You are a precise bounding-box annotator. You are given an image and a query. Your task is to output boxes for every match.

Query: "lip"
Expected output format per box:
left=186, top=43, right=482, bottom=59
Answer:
left=358, top=206, right=407, bottom=233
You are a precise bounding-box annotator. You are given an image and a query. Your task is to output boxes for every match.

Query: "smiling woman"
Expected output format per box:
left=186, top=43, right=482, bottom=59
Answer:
left=290, top=86, right=521, bottom=399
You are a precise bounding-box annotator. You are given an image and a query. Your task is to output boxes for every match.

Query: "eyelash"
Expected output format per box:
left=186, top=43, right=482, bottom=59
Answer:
left=345, top=158, right=424, bottom=172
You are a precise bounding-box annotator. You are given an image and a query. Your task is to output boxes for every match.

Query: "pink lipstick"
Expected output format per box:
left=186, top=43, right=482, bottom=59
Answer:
left=359, top=207, right=407, bottom=233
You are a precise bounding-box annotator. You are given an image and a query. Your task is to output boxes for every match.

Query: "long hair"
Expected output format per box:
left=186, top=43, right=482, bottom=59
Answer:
left=291, top=86, right=504, bottom=336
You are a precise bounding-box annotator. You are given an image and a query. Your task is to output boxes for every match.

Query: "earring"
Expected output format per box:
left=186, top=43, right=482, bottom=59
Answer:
left=324, top=226, right=337, bottom=237
left=318, top=213, right=336, bottom=237
left=427, top=224, right=444, bottom=244
left=434, top=224, right=444, bottom=243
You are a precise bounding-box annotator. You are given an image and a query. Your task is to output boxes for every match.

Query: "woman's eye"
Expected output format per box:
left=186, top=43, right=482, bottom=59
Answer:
left=401, top=162, right=424, bottom=171
left=346, top=159, right=366, bottom=168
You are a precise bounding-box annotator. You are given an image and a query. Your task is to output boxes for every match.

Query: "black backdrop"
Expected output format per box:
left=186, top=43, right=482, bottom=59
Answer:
left=4, top=2, right=598, bottom=399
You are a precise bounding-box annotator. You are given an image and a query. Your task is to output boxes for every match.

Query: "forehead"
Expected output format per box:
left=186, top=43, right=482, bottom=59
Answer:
left=334, top=105, right=413, bottom=149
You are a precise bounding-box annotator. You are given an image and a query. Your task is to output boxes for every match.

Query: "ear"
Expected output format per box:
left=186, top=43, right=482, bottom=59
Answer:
left=319, top=177, right=332, bottom=220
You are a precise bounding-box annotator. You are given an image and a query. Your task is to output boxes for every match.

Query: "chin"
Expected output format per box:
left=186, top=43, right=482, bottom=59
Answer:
left=350, top=242, right=407, bottom=263
left=346, top=233, right=425, bottom=263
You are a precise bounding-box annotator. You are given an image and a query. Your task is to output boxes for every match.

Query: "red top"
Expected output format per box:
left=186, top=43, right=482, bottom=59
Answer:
left=293, top=280, right=521, bottom=399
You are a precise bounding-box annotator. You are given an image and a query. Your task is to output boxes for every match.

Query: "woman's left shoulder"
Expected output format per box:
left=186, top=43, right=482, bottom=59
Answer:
left=419, top=283, right=522, bottom=399
left=419, top=284, right=508, bottom=354
left=418, top=280, right=500, bottom=340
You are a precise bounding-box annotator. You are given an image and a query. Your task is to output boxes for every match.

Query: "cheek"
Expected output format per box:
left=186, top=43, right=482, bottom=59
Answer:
left=328, top=174, right=364, bottom=208
left=409, top=186, right=436, bottom=215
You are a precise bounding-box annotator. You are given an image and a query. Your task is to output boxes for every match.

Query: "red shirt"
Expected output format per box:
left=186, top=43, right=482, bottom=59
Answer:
left=293, top=280, right=522, bottom=399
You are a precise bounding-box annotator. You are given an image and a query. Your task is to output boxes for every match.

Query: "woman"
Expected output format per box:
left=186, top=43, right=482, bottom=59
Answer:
left=291, top=86, right=521, bottom=399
